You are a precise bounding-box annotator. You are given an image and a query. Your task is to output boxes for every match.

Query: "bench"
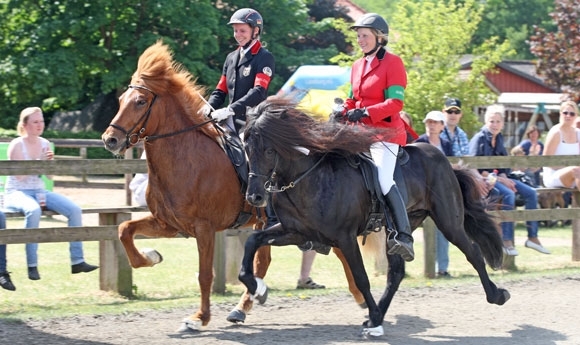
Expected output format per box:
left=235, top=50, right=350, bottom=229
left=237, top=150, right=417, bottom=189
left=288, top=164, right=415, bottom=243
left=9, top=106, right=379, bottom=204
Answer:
left=0, top=206, right=148, bottom=297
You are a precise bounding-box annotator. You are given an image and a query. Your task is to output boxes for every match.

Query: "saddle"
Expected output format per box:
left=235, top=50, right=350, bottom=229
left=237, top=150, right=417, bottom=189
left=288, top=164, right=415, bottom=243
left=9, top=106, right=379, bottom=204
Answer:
left=356, top=148, right=409, bottom=236
left=221, top=131, right=253, bottom=229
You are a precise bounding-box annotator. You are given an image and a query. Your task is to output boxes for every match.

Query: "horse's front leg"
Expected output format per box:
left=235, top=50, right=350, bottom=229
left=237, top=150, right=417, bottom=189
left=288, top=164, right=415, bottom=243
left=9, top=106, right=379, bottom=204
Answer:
left=377, top=254, right=405, bottom=318
left=337, top=240, right=384, bottom=338
left=118, top=215, right=178, bottom=268
left=180, top=224, right=215, bottom=331
left=227, top=244, right=271, bottom=324
left=332, top=247, right=366, bottom=308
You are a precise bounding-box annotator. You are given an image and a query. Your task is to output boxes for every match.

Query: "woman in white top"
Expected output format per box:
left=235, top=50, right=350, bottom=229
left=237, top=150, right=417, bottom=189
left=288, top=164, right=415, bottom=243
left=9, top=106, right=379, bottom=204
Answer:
left=542, top=101, right=580, bottom=190
left=4, top=107, right=98, bottom=282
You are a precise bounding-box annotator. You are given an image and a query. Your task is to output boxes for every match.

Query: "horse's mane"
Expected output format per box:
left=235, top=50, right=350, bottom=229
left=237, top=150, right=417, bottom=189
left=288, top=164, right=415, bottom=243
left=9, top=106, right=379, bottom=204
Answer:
left=244, top=96, right=396, bottom=159
left=131, top=40, right=219, bottom=139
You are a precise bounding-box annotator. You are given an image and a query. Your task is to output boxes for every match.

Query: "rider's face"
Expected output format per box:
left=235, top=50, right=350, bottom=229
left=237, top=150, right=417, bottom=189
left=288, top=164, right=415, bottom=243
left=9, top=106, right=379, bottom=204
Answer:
left=356, top=28, right=377, bottom=55
left=233, top=23, right=256, bottom=47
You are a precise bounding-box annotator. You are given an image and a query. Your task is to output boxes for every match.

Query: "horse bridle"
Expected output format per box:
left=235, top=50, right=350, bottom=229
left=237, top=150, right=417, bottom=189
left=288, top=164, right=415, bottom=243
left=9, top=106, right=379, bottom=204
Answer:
left=249, top=151, right=327, bottom=193
left=108, top=84, right=214, bottom=148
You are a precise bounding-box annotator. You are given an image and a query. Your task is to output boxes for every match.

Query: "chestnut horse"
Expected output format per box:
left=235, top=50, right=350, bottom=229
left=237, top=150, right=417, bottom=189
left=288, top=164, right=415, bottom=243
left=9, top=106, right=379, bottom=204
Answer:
left=101, top=41, right=270, bottom=331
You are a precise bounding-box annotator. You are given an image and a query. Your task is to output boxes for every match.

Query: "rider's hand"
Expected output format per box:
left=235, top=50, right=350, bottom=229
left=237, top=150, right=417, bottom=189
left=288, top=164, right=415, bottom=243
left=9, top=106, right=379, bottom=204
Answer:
left=346, top=108, right=368, bottom=122
left=198, top=104, right=212, bottom=117
left=212, top=107, right=235, bottom=122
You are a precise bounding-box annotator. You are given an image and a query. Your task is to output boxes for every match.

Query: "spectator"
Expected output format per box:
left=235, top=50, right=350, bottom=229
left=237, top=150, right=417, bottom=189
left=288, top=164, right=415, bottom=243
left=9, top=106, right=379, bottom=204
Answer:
left=542, top=101, right=580, bottom=192
left=441, top=98, right=470, bottom=156
left=469, top=104, right=549, bottom=256
left=415, top=111, right=454, bottom=277
left=4, top=107, right=98, bottom=281
left=513, top=125, right=544, bottom=186
left=0, top=210, right=16, bottom=291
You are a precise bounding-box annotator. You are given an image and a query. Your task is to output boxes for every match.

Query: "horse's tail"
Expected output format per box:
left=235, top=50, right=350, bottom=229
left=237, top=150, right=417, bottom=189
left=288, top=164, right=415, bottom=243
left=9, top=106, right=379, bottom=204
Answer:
left=453, top=166, right=503, bottom=269
left=358, top=231, right=388, bottom=276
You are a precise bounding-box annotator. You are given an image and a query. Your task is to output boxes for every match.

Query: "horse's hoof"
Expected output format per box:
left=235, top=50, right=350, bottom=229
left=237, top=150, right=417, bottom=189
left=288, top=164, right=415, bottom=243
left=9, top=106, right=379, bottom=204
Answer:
left=358, top=302, right=367, bottom=309
left=226, top=309, right=246, bottom=323
left=498, top=289, right=511, bottom=305
left=177, top=318, right=202, bottom=333
left=252, top=278, right=268, bottom=305
left=361, top=324, right=384, bottom=338
left=141, top=248, right=163, bottom=265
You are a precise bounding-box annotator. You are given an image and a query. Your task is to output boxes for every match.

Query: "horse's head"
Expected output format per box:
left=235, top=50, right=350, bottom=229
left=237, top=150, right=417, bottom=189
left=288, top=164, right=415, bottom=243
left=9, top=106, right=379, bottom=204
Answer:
left=102, top=41, right=212, bottom=155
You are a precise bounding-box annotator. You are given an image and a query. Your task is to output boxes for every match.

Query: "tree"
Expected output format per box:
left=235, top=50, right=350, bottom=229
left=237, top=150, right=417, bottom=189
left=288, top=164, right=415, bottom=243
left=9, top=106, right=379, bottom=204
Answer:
left=529, top=0, right=580, bottom=102
left=0, top=0, right=349, bottom=130
left=332, top=0, right=513, bottom=134
left=471, top=0, right=554, bottom=59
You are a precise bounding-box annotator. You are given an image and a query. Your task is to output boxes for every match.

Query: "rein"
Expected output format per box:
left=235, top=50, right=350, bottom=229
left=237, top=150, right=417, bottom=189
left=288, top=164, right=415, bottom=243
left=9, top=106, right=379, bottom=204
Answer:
left=255, top=153, right=328, bottom=193
left=108, top=84, right=214, bottom=147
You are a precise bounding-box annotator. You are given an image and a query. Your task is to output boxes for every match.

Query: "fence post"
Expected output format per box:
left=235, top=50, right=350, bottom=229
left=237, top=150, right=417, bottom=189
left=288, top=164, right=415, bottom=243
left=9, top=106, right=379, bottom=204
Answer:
left=572, top=191, right=580, bottom=261
left=98, top=212, right=133, bottom=297
left=422, top=217, right=436, bottom=279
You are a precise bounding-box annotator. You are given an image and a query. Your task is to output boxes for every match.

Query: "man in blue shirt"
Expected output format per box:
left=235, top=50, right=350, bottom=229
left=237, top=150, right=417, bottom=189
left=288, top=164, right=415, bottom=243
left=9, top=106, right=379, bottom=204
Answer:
left=440, top=98, right=469, bottom=156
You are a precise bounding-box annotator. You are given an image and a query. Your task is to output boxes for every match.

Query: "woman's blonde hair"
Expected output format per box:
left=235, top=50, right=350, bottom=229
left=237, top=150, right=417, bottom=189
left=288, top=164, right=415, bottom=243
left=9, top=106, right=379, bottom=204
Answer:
left=484, top=104, right=505, bottom=121
left=17, top=107, right=43, bottom=136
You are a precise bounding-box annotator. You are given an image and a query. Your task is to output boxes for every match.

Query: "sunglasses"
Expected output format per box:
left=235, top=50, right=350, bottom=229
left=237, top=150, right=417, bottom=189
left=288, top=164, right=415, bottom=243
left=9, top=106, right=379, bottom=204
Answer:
left=445, top=109, right=461, bottom=114
left=562, top=111, right=576, bottom=116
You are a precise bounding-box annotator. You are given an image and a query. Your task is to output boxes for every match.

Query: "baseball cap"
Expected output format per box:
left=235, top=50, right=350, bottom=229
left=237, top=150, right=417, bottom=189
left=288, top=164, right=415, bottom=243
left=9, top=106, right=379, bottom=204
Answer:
left=423, top=111, right=445, bottom=123
left=444, top=98, right=462, bottom=110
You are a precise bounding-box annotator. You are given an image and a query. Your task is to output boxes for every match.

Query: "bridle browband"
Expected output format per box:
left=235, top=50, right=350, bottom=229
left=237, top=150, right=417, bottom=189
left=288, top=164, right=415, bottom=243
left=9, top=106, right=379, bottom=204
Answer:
left=108, top=84, right=214, bottom=148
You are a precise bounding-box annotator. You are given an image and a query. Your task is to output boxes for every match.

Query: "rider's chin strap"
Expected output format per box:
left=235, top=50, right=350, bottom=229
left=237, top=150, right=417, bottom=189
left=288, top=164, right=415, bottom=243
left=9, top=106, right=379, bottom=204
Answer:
left=364, top=41, right=381, bottom=57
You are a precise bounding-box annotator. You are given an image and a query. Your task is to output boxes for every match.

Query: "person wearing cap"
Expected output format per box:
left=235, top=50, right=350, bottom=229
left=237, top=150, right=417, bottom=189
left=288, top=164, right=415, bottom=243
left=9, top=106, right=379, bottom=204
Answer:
left=441, top=98, right=470, bottom=156
left=201, top=8, right=275, bottom=135
left=415, top=111, right=454, bottom=277
left=335, top=13, right=415, bottom=261
left=469, top=105, right=549, bottom=256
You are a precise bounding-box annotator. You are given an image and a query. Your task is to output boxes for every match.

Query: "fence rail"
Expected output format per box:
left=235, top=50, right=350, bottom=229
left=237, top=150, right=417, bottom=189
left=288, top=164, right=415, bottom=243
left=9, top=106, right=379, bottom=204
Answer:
left=0, top=152, right=579, bottom=284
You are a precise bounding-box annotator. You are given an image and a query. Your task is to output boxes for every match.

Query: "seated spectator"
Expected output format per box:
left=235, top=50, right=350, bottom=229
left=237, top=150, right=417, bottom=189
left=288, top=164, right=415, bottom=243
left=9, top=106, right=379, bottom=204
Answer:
left=542, top=101, right=580, bottom=192
left=4, top=107, right=98, bottom=281
left=512, top=125, right=543, bottom=186
left=415, top=111, right=454, bottom=277
left=0, top=210, right=16, bottom=291
left=469, top=105, right=549, bottom=256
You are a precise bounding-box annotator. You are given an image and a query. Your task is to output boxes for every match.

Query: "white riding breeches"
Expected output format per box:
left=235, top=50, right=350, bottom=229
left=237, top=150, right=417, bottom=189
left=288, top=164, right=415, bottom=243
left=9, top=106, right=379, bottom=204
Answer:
left=370, top=142, right=399, bottom=195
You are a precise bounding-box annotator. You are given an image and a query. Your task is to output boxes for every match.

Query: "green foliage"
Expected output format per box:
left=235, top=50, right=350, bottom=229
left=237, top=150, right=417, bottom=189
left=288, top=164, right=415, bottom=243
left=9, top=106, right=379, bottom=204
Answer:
left=471, top=0, right=555, bottom=59
left=0, top=0, right=349, bottom=129
left=529, top=0, right=580, bottom=103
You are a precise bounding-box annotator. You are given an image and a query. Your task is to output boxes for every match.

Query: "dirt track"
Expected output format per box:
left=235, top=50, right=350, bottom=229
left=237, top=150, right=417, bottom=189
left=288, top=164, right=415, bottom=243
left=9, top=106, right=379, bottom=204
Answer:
left=1, top=275, right=579, bottom=344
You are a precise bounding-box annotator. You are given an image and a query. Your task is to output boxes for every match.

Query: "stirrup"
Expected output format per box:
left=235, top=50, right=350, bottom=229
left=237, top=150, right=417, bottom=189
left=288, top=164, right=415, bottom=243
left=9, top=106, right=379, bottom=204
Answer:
left=387, top=230, right=415, bottom=262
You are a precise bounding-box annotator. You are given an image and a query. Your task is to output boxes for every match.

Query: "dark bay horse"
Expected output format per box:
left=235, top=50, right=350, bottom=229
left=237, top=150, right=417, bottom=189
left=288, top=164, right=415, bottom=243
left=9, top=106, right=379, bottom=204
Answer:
left=101, top=41, right=270, bottom=331
left=239, top=98, right=510, bottom=337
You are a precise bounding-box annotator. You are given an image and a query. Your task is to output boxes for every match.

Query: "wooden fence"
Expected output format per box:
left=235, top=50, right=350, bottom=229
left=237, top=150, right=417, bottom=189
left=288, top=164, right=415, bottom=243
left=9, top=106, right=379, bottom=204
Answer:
left=0, top=150, right=579, bottom=291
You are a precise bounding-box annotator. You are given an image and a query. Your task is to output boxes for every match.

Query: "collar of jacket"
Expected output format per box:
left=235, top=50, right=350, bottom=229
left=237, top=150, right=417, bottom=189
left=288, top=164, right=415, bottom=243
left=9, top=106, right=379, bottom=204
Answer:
left=249, top=40, right=262, bottom=55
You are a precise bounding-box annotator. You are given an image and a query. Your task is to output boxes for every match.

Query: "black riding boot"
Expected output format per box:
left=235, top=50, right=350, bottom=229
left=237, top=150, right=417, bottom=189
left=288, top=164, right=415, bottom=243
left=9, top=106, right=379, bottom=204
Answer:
left=385, top=184, right=414, bottom=262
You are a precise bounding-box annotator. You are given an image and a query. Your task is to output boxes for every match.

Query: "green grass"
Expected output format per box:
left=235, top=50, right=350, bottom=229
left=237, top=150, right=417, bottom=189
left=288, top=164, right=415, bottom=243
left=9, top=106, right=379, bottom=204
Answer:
left=1, top=217, right=579, bottom=321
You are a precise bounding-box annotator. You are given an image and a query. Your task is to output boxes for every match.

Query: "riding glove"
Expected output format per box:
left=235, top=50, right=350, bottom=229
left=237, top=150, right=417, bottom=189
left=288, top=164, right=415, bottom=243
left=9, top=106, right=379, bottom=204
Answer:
left=347, top=108, right=368, bottom=122
left=198, top=104, right=212, bottom=117
left=212, top=107, right=235, bottom=122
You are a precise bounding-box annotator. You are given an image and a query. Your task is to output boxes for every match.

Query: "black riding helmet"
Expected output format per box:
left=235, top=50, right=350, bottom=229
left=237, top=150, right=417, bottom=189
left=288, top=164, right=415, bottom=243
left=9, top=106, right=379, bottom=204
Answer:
left=350, top=13, right=389, bottom=36
left=351, top=13, right=389, bottom=55
left=228, top=8, right=263, bottom=36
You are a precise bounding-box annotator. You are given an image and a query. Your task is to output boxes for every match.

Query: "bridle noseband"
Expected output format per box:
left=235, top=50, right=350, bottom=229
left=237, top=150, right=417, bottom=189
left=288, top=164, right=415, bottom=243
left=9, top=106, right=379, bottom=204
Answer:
left=249, top=151, right=327, bottom=193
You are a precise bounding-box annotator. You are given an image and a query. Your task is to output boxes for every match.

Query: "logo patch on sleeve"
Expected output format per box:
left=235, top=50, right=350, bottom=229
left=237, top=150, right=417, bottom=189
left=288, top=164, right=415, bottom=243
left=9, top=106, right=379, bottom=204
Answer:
left=262, top=67, right=272, bottom=77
